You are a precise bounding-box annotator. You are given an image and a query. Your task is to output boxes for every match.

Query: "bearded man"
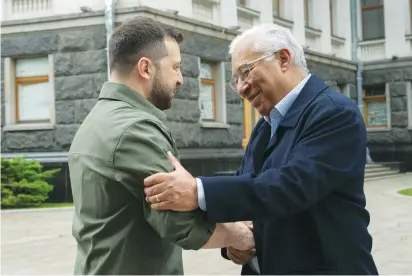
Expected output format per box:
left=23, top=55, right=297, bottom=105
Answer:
left=68, top=17, right=254, bottom=275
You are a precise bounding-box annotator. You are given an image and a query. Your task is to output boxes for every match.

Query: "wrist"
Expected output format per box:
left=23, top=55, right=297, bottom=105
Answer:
left=222, top=223, right=237, bottom=248
left=191, top=177, right=199, bottom=209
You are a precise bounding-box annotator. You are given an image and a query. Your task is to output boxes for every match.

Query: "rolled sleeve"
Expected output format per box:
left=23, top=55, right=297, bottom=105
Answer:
left=114, top=119, right=215, bottom=249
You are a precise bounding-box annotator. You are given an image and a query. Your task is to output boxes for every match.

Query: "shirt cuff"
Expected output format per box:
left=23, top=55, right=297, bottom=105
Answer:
left=196, top=177, right=207, bottom=211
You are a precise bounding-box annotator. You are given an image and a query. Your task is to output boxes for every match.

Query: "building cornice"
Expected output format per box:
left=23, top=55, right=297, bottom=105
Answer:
left=305, top=50, right=357, bottom=71
left=363, top=57, right=412, bottom=70
left=1, top=6, right=356, bottom=69
left=1, top=6, right=239, bottom=41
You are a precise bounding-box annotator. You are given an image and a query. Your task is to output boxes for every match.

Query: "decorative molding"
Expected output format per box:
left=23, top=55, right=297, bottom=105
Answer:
left=305, top=49, right=357, bottom=70
left=1, top=6, right=239, bottom=41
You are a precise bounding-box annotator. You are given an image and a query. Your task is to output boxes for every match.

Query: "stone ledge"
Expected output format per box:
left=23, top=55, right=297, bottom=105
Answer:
left=178, top=148, right=244, bottom=159
left=200, top=122, right=230, bottom=129
left=3, top=123, right=55, bottom=132
left=363, top=57, right=412, bottom=70
left=367, top=128, right=392, bottom=132
left=305, top=50, right=357, bottom=71
left=0, top=148, right=245, bottom=162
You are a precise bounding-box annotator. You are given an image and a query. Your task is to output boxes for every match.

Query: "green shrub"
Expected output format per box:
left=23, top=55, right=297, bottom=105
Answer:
left=1, top=156, right=61, bottom=208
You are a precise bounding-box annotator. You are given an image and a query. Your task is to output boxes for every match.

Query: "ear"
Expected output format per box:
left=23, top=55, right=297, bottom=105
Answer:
left=277, top=49, right=292, bottom=71
left=135, top=58, right=152, bottom=80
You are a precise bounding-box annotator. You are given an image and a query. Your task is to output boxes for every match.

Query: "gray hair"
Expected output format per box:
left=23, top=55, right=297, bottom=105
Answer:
left=229, top=23, right=309, bottom=72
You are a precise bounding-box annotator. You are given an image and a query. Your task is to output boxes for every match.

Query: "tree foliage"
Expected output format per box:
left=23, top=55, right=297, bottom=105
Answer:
left=1, top=157, right=60, bottom=207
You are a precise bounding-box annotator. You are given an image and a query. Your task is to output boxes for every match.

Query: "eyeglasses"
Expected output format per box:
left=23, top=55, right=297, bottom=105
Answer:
left=229, top=52, right=277, bottom=93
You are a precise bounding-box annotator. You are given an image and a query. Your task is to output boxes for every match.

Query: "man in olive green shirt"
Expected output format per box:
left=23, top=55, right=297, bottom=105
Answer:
left=69, top=17, right=254, bottom=275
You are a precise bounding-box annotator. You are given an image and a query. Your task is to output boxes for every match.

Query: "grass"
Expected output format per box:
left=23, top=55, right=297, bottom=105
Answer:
left=1, top=202, right=74, bottom=209
left=398, top=188, right=412, bottom=197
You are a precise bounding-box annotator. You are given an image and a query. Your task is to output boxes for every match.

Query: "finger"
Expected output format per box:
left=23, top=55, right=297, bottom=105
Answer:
left=227, top=251, right=241, bottom=263
left=167, top=151, right=183, bottom=170
left=144, top=172, right=169, bottom=187
left=244, top=221, right=253, bottom=230
left=231, top=248, right=248, bottom=257
left=232, top=247, right=256, bottom=257
left=229, top=254, right=248, bottom=265
left=144, top=182, right=168, bottom=196
left=150, top=201, right=172, bottom=210
left=145, top=190, right=168, bottom=204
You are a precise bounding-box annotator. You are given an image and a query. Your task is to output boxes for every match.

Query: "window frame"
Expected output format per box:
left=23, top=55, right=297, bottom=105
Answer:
left=242, top=98, right=260, bottom=149
left=407, top=82, right=412, bottom=129
left=15, top=75, right=50, bottom=124
left=304, top=0, right=309, bottom=27
left=410, top=0, right=412, bottom=31
left=197, top=59, right=228, bottom=128
left=360, top=0, right=385, bottom=41
left=363, top=84, right=388, bottom=129
left=199, top=76, right=217, bottom=122
left=273, top=0, right=280, bottom=18
left=3, top=55, right=55, bottom=131
left=329, top=0, right=335, bottom=36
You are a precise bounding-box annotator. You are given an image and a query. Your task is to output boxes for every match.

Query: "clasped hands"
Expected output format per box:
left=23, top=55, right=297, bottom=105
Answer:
left=227, top=221, right=256, bottom=265
left=143, top=152, right=256, bottom=264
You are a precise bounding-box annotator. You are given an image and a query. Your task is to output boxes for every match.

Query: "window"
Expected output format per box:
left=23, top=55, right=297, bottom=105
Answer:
left=3, top=56, right=55, bottom=129
left=273, top=0, right=280, bottom=17
left=198, top=60, right=227, bottom=126
left=410, top=0, right=412, bottom=32
left=242, top=99, right=260, bottom=149
left=199, top=62, right=217, bottom=121
left=330, top=0, right=336, bottom=36
left=303, top=0, right=316, bottom=28
left=407, top=82, right=412, bottom=129
left=361, top=0, right=385, bottom=40
left=338, top=84, right=358, bottom=105
left=363, top=84, right=388, bottom=128
left=304, top=0, right=309, bottom=27
left=348, top=86, right=358, bottom=105
left=336, top=84, right=346, bottom=94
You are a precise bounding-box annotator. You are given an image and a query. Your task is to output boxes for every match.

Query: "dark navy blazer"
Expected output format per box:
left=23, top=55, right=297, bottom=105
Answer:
left=200, top=75, right=378, bottom=275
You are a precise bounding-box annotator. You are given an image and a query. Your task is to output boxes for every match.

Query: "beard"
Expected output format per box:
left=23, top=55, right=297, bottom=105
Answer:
left=148, top=72, right=176, bottom=111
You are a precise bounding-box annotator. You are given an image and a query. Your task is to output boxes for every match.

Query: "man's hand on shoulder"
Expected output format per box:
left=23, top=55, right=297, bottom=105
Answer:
left=144, top=152, right=198, bottom=211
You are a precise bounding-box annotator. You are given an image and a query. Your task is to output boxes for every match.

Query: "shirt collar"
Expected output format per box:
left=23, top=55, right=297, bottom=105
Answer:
left=98, top=82, right=167, bottom=123
left=264, top=74, right=311, bottom=123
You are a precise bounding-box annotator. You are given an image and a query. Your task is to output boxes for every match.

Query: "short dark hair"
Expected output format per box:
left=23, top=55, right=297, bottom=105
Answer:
left=109, top=17, right=184, bottom=76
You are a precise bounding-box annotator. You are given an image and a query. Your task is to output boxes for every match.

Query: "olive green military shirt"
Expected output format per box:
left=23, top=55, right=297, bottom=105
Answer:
left=69, top=82, right=216, bottom=275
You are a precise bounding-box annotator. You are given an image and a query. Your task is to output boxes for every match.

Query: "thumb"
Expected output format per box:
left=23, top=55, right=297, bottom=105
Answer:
left=167, top=151, right=183, bottom=170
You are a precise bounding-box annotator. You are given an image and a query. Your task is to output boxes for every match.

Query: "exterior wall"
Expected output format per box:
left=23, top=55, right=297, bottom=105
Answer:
left=1, top=1, right=412, bottom=201
left=0, top=19, right=245, bottom=202
left=362, top=58, right=412, bottom=170
left=165, top=29, right=243, bottom=149
left=1, top=26, right=108, bottom=153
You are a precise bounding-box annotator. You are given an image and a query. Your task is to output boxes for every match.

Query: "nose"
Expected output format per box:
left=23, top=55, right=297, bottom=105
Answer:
left=177, top=70, right=183, bottom=86
left=238, top=81, right=249, bottom=97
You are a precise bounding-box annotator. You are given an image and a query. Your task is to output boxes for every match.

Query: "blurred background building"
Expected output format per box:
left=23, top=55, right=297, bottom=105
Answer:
left=1, top=0, right=412, bottom=202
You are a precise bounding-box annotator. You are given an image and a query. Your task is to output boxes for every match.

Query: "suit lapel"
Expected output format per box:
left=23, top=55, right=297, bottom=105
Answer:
left=263, top=75, right=328, bottom=158
left=251, top=121, right=271, bottom=173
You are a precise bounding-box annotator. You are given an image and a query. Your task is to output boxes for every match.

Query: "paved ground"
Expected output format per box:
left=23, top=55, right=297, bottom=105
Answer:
left=1, top=174, right=411, bottom=275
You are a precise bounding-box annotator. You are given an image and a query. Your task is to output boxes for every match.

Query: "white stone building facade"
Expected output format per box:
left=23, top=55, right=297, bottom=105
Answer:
left=1, top=0, right=412, bottom=201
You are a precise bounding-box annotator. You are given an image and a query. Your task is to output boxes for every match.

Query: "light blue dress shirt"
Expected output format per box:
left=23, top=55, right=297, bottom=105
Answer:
left=195, top=74, right=311, bottom=274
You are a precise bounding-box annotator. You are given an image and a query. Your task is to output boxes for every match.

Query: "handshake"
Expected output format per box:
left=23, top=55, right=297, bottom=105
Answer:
left=225, top=221, right=256, bottom=265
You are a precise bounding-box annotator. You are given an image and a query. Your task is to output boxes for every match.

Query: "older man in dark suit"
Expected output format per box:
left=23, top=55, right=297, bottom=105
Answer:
left=143, top=23, right=378, bottom=275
